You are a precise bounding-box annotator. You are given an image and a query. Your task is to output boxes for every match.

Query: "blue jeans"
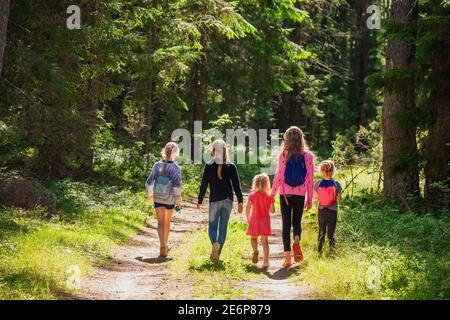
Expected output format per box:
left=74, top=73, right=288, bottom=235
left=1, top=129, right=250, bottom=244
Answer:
left=208, top=198, right=233, bottom=253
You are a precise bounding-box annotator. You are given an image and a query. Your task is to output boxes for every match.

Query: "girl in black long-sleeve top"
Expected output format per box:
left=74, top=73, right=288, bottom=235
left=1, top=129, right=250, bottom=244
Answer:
left=197, top=140, right=243, bottom=263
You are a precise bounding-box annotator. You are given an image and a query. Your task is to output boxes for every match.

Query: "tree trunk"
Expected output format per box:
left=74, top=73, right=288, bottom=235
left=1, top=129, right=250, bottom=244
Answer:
left=80, top=79, right=97, bottom=174
left=193, top=57, right=205, bottom=122
left=382, top=0, right=419, bottom=202
left=142, top=22, right=159, bottom=157
left=349, top=0, right=371, bottom=127
left=0, top=0, right=10, bottom=77
left=424, top=23, right=450, bottom=209
left=192, top=32, right=207, bottom=124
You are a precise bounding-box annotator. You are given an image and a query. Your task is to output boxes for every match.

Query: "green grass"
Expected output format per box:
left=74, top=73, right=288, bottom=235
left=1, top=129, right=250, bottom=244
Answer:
left=170, top=219, right=260, bottom=299
left=292, top=168, right=450, bottom=300
left=171, top=165, right=449, bottom=300
left=0, top=179, right=152, bottom=299
left=1, top=164, right=448, bottom=300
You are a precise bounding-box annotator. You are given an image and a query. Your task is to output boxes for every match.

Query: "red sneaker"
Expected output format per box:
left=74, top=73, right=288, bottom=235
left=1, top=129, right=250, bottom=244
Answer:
left=293, top=242, right=303, bottom=262
left=282, top=260, right=292, bottom=268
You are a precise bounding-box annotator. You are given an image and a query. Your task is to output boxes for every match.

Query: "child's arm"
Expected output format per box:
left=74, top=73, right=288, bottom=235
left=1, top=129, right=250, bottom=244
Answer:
left=336, top=181, right=343, bottom=202
left=245, top=201, right=252, bottom=223
left=313, top=181, right=319, bottom=200
left=271, top=152, right=285, bottom=197
left=145, top=164, right=157, bottom=200
left=269, top=202, right=275, bottom=213
left=305, top=152, right=315, bottom=210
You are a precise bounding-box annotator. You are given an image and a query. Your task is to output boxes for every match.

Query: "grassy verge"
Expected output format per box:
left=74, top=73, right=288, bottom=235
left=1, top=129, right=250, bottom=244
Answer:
left=172, top=166, right=449, bottom=300
left=170, top=218, right=261, bottom=299
left=292, top=168, right=450, bottom=300
left=0, top=180, right=152, bottom=299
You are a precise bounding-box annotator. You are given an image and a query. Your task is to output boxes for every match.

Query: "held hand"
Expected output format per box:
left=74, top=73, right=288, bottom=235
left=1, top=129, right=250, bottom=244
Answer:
left=238, top=203, right=244, bottom=214
left=304, top=202, right=312, bottom=212
left=146, top=193, right=153, bottom=201
left=176, top=203, right=182, bottom=210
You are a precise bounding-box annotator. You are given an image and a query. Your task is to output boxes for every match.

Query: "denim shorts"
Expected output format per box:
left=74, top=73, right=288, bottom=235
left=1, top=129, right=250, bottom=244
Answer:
left=154, top=202, right=175, bottom=209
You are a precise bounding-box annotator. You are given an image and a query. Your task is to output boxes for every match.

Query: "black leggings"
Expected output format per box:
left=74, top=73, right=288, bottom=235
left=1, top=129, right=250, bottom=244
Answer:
left=280, top=195, right=305, bottom=252
left=317, top=208, right=337, bottom=253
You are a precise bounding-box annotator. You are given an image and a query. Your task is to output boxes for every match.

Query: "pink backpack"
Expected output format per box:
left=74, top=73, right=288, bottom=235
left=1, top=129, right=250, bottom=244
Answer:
left=317, top=180, right=337, bottom=206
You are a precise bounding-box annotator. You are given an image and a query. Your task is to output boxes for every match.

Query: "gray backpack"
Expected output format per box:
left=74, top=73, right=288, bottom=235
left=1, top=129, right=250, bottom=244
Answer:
left=153, top=164, right=171, bottom=202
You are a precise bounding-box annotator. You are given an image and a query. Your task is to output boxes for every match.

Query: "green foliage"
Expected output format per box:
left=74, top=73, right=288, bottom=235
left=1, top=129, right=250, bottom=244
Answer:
left=295, top=174, right=449, bottom=300
left=332, top=110, right=382, bottom=168
left=0, top=0, right=448, bottom=301
left=180, top=164, right=203, bottom=198
left=0, top=0, right=387, bottom=180
left=0, top=180, right=152, bottom=299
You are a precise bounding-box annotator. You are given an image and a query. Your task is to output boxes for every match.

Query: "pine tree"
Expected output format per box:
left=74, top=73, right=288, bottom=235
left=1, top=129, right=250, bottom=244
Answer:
left=417, top=0, right=450, bottom=208
left=0, top=0, right=10, bottom=77
left=382, top=0, right=420, bottom=202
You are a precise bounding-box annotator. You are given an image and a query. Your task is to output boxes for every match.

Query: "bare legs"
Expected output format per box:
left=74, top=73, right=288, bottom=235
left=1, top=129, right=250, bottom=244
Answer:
left=261, top=236, right=269, bottom=267
left=251, top=237, right=258, bottom=252
left=163, top=209, right=173, bottom=245
left=251, top=236, right=269, bottom=267
left=155, top=207, right=173, bottom=254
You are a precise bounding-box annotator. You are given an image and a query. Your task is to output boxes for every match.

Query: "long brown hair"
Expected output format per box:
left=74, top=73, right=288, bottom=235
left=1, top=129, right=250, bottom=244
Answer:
left=282, top=126, right=308, bottom=160
left=211, top=139, right=228, bottom=180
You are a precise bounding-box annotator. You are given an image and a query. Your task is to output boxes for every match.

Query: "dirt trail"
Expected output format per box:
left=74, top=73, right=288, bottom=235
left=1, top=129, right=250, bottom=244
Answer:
left=238, top=211, right=315, bottom=300
left=73, top=193, right=315, bottom=300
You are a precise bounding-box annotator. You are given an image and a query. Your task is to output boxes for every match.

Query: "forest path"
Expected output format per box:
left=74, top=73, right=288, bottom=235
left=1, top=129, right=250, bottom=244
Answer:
left=238, top=207, right=315, bottom=300
left=72, top=193, right=315, bottom=300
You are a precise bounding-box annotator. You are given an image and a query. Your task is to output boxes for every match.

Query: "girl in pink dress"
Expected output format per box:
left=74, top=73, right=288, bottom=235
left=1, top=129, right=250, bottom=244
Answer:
left=245, top=174, right=275, bottom=268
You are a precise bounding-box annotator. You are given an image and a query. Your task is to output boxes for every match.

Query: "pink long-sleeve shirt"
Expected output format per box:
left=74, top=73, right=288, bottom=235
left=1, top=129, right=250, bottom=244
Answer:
left=271, top=149, right=314, bottom=207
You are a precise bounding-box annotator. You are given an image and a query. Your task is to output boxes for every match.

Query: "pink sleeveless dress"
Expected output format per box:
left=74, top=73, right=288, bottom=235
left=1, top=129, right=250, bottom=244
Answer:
left=246, top=192, right=274, bottom=237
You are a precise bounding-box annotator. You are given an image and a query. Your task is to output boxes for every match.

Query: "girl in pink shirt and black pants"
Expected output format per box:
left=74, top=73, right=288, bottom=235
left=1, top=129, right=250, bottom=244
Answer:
left=272, top=127, right=314, bottom=268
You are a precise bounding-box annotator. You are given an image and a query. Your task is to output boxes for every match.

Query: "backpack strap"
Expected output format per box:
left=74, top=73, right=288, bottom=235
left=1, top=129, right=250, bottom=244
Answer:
left=282, top=183, right=289, bottom=206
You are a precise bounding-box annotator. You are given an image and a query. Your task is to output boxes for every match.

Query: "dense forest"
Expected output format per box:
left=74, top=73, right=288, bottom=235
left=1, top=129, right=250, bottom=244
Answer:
left=0, top=0, right=449, bottom=300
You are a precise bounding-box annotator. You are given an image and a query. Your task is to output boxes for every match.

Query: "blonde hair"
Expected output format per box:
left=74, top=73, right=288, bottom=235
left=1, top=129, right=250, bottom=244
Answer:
left=320, top=160, right=335, bottom=177
left=251, top=174, right=271, bottom=193
left=161, top=142, right=179, bottom=161
left=282, top=126, right=308, bottom=160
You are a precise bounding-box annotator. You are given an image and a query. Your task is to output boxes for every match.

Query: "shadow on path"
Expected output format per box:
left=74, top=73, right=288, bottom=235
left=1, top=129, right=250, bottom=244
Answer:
left=245, top=264, right=301, bottom=280
left=135, top=256, right=172, bottom=264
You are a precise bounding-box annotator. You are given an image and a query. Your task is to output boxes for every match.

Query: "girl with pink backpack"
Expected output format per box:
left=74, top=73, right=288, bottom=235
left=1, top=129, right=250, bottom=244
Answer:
left=272, top=127, right=314, bottom=268
left=313, top=160, right=342, bottom=255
